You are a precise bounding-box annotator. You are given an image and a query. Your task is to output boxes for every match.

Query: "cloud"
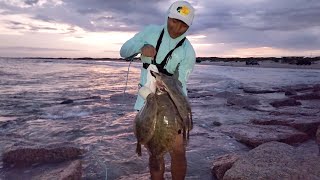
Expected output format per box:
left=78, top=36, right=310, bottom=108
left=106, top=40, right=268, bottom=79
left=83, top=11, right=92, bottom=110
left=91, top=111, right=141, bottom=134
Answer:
left=33, top=14, right=55, bottom=22
left=2, top=0, right=320, bottom=33
left=24, top=0, right=39, bottom=6
left=0, top=46, right=82, bottom=51
left=0, top=0, right=320, bottom=57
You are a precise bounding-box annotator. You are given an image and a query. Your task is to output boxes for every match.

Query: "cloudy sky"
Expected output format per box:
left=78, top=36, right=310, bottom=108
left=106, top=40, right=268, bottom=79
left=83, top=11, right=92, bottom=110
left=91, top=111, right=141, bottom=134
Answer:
left=0, top=0, right=320, bottom=58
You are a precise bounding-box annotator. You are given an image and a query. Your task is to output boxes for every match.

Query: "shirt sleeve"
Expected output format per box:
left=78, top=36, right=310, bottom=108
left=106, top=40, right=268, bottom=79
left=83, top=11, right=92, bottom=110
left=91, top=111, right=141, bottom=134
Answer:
left=177, top=44, right=196, bottom=96
left=120, top=26, right=152, bottom=58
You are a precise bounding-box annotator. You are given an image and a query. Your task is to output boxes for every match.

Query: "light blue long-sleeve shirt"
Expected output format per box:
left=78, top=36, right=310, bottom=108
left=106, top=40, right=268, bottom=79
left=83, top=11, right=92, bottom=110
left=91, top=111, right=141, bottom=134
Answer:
left=120, top=22, right=196, bottom=111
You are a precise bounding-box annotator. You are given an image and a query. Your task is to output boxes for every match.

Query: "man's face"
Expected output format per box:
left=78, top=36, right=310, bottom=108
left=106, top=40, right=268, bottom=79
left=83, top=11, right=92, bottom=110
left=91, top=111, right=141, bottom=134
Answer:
left=167, top=17, right=189, bottom=39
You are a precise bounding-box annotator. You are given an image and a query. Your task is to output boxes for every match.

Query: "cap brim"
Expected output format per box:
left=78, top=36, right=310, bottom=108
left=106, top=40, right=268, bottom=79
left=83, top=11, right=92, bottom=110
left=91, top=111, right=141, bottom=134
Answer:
left=168, top=14, right=191, bottom=26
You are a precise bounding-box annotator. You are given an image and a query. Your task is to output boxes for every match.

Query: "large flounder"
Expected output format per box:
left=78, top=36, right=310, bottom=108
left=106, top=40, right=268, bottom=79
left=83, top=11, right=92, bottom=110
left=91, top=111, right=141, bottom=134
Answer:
left=134, top=71, right=193, bottom=157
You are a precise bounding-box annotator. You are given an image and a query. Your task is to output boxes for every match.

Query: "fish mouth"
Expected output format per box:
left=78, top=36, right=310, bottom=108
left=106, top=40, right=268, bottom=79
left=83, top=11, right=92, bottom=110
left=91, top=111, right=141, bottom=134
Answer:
left=150, top=70, right=158, bottom=78
left=156, top=81, right=167, bottom=92
left=150, top=71, right=167, bottom=92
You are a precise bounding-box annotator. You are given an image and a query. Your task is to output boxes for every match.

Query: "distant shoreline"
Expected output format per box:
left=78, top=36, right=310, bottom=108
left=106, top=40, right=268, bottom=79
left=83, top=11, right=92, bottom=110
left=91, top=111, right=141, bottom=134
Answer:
left=2, top=57, right=320, bottom=70
left=1, top=56, right=320, bottom=62
left=198, top=60, right=320, bottom=70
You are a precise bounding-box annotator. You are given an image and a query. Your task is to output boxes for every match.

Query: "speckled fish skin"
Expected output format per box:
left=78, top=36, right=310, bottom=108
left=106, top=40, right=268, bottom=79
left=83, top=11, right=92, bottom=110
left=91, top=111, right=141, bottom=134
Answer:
left=134, top=71, right=193, bottom=157
left=133, top=93, right=157, bottom=156
left=152, top=71, right=193, bottom=137
left=146, top=92, right=181, bottom=158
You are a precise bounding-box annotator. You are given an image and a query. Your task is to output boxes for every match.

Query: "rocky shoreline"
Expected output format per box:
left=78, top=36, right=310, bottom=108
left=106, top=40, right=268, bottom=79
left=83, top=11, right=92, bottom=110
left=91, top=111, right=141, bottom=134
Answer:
left=1, top=60, right=319, bottom=179
left=210, top=83, right=320, bottom=179
left=2, top=84, right=319, bottom=179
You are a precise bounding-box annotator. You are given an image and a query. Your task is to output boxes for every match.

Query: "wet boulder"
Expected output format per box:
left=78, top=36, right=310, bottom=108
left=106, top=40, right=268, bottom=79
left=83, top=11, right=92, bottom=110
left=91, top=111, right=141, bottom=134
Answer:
left=313, top=84, right=320, bottom=92
left=2, top=146, right=83, bottom=167
left=3, top=160, right=82, bottom=180
left=223, top=141, right=320, bottom=180
left=242, top=87, right=279, bottom=94
left=188, top=91, right=214, bottom=98
left=218, top=124, right=309, bottom=148
left=292, top=92, right=320, bottom=100
left=270, top=98, right=302, bottom=108
left=284, top=90, right=298, bottom=96
left=281, top=84, right=316, bottom=92
left=0, top=160, right=82, bottom=180
left=268, top=106, right=319, bottom=117
left=32, top=160, right=82, bottom=180
left=60, top=99, right=74, bottom=104
left=226, top=95, right=260, bottom=107
left=211, top=153, right=242, bottom=180
left=84, top=96, right=101, bottom=100
left=110, top=93, right=136, bottom=104
left=251, top=117, right=320, bottom=137
left=214, top=91, right=237, bottom=99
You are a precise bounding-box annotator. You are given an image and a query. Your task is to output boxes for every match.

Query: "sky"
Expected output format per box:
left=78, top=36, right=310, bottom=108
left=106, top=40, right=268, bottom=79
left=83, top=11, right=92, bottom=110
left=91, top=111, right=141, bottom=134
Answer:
left=0, top=0, right=320, bottom=58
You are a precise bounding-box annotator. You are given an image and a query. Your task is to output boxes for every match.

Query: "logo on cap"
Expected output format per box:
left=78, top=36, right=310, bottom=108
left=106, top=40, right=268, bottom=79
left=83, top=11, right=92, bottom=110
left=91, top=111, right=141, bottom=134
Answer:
left=176, top=5, right=190, bottom=16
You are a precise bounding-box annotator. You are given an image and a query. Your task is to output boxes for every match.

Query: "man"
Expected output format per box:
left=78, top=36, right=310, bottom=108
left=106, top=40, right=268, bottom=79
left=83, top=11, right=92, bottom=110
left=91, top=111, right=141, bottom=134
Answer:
left=120, top=1, right=196, bottom=179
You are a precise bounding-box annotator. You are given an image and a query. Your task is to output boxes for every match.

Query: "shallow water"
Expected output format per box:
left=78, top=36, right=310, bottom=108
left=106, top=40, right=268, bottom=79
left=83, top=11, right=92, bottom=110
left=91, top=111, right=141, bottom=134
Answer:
left=0, top=58, right=319, bottom=179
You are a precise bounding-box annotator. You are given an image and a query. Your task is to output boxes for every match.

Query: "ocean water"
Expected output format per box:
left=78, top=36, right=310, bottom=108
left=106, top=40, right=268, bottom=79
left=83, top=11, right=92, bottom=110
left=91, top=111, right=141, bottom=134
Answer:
left=0, top=58, right=319, bottom=179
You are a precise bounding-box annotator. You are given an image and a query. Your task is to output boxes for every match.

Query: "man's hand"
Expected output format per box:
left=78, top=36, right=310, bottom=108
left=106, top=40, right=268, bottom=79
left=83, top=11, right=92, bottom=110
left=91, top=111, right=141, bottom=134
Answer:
left=141, top=44, right=156, bottom=57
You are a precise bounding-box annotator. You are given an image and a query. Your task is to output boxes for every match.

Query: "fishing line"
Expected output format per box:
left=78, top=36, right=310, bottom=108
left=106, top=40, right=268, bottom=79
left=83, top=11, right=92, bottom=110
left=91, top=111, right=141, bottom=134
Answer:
left=87, top=54, right=139, bottom=180
left=123, top=53, right=139, bottom=95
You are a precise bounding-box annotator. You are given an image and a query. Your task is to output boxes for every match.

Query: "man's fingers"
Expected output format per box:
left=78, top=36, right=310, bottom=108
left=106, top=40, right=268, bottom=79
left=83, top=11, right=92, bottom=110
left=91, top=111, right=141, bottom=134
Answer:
left=152, top=49, right=157, bottom=56
left=142, top=45, right=157, bottom=57
left=148, top=47, right=156, bottom=57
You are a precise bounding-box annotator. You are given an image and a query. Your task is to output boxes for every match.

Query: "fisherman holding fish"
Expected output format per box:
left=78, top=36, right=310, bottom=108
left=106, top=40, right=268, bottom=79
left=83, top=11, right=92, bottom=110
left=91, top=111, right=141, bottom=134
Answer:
left=120, top=1, right=195, bottom=179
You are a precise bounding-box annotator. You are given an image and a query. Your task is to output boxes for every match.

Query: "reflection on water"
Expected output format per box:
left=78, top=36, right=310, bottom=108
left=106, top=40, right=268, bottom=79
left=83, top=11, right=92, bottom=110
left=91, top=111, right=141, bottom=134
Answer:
left=0, top=58, right=319, bottom=179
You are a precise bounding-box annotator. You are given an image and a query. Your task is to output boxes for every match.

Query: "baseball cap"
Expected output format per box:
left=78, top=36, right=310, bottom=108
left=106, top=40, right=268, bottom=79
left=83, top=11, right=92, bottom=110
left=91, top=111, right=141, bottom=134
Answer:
left=168, top=1, right=195, bottom=26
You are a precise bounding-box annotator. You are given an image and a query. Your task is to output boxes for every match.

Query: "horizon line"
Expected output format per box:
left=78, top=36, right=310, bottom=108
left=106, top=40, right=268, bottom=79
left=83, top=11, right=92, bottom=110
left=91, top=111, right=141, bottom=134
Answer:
left=1, top=56, right=320, bottom=59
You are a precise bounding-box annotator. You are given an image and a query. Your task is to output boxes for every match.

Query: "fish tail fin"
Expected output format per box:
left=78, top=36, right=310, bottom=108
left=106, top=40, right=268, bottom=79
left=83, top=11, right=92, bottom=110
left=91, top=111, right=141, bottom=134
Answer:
left=136, top=142, right=142, bottom=156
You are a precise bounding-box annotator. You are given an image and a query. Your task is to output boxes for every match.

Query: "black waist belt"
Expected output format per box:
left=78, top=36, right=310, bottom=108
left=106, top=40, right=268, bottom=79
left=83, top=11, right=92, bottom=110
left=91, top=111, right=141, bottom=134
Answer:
left=142, top=63, right=173, bottom=76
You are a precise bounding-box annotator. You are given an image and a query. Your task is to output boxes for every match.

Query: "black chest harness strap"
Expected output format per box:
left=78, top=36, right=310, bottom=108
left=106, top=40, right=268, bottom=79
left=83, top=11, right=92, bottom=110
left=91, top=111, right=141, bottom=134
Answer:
left=142, top=29, right=186, bottom=76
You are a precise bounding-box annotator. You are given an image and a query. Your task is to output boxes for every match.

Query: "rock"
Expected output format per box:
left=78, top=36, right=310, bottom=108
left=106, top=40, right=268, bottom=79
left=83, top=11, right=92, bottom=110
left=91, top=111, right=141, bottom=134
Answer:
left=268, top=107, right=319, bottom=117
left=214, top=91, right=237, bottom=98
left=2, top=146, right=83, bottom=167
left=292, top=92, right=320, bottom=100
left=223, top=141, right=320, bottom=180
left=243, top=87, right=279, bottom=94
left=211, top=153, right=242, bottom=180
left=284, top=90, right=297, bottom=96
left=281, top=84, right=315, bottom=92
left=188, top=91, right=214, bottom=98
left=270, top=98, right=301, bottom=108
left=251, top=118, right=292, bottom=126
left=110, top=93, right=136, bottom=104
left=212, top=121, right=222, bottom=126
left=60, top=99, right=74, bottom=104
left=3, top=160, right=82, bottom=180
left=313, top=84, right=320, bottom=92
left=226, top=95, right=260, bottom=107
left=85, top=96, right=101, bottom=100
left=251, top=117, right=320, bottom=137
left=218, top=124, right=309, bottom=148
left=32, top=160, right=82, bottom=180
